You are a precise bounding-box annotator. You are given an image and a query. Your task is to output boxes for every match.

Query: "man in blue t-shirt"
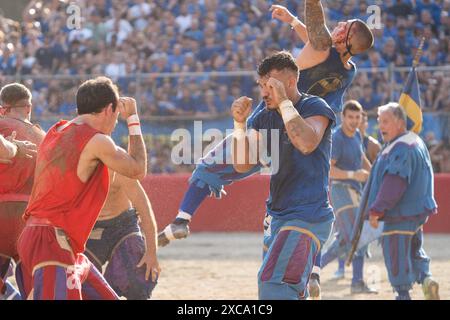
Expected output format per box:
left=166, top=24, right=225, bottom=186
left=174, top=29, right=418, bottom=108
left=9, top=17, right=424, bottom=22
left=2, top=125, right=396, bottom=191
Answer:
left=231, top=51, right=335, bottom=300
left=271, top=2, right=374, bottom=298
left=158, top=5, right=374, bottom=298
left=320, top=100, right=377, bottom=294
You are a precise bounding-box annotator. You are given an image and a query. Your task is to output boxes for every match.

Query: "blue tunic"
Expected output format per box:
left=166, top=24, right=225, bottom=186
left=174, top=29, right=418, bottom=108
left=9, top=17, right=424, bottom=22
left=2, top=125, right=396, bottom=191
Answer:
left=367, top=132, right=437, bottom=219
left=250, top=94, right=336, bottom=223
left=331, top=127, right=364, bottom=192
left=297, top=47, right=356, bottom=114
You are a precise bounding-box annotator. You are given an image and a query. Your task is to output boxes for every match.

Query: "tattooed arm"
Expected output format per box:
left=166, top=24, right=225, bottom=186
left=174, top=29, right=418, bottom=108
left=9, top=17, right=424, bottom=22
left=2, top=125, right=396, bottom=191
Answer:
left=305, top=0, right=332, bottom=51
left=285, top=115, right=330, bottom=155
left=266, top=77, right=330, bottom=155
left=296, top=0, right=332, bottom=70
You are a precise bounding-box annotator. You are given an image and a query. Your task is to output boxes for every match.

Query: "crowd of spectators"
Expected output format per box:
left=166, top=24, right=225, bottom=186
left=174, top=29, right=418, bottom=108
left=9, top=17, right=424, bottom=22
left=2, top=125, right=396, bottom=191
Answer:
left=1, top=0, right=449, bottom=172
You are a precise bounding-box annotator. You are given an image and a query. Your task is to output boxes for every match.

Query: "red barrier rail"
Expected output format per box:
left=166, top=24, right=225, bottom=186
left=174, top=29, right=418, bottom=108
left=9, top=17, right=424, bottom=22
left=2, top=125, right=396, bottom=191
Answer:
left=142, top=174, right=450, bottom=234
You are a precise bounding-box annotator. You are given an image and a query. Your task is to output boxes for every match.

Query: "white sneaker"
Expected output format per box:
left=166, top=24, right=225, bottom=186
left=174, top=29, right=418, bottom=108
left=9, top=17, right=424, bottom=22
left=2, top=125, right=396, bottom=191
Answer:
left=158, top=221, right=190, bottom=247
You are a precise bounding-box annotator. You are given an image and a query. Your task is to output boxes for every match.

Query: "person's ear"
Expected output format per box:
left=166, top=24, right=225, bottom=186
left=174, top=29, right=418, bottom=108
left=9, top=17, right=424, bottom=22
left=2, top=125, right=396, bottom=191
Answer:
left=105, top=103, right=113, bottom=115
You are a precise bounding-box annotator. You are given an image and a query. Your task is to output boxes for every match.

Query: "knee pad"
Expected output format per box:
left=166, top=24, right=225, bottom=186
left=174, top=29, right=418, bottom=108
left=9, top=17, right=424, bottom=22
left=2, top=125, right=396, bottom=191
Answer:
left=104, top=234, right=157, bottom=300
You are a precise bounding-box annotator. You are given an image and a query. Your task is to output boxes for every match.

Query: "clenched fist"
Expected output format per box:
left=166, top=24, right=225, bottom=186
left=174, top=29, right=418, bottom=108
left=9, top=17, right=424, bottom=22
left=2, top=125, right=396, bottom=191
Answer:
left=231, top=96, right=253, bottom=123
left=118, top=97, right=138, bottom=120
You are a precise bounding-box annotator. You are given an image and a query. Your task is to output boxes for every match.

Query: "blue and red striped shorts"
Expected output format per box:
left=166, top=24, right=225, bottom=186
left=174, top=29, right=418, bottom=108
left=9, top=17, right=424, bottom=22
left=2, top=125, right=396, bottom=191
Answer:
left=16, top=218, right=118, bottom=300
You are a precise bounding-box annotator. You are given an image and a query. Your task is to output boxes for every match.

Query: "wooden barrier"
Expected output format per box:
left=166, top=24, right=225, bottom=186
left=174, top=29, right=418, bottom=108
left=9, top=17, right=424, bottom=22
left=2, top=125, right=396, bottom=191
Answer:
left=141, top=174, right=450, bottom=234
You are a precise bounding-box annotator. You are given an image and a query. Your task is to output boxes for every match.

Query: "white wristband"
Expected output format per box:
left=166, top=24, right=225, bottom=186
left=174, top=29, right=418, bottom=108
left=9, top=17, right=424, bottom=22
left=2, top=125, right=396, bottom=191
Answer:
left=127, top=114, right=140, bottom=124
left=347, top=171, right=355, bottom=179
left=127, top=114, right=142, bottom=136
left=279, top=100, right=299, bottom=124
left=290, top=18, right=301, bottom=29
left=233, top=120, right=246, bottom=139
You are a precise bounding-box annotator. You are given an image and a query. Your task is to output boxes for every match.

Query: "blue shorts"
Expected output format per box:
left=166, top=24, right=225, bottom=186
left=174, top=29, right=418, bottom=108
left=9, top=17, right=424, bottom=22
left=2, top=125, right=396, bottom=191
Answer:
left=259, top=214, right=333, bottom=300
left=381, top=217, right=431, bottom=292
left=85, top=209, right=157, bottom=300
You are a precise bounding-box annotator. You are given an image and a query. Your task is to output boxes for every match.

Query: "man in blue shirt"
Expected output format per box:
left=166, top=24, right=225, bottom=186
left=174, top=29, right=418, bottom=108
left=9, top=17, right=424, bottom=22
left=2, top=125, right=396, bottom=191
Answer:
left=158, top=4, right=374, bottom=299
left=367, top=103, right=439, bottom=300
left=271, top=1, right=374, bottom=297
left=319, top=100, right=376, bottom=294
left=232, top=51, right=335, bottom=299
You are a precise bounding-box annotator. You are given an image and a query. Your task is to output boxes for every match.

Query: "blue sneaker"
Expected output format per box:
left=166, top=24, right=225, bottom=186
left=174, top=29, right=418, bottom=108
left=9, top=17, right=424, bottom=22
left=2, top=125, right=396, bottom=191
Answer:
left=332, top=269, right=345, bottom=280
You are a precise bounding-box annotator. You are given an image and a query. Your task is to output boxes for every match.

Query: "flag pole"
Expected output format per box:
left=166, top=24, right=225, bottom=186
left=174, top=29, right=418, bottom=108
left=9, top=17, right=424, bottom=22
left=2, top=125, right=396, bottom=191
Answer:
left=413, top=37, right=426, bottom=68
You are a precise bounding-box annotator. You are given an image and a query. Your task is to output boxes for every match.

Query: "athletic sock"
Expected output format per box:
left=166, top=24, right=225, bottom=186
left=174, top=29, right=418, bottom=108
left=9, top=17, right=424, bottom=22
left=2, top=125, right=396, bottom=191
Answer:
left=352, top=255, right=364, bottom=284
left=177, top=182, right=211, bottom=220
left=338, top=257, right=345, bottom=272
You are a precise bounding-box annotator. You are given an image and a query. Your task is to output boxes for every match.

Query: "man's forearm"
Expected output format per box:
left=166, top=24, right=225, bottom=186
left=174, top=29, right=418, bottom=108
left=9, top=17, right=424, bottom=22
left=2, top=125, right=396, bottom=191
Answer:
left=0, top=135, right=17, bottom=159
left=128, top=135, right=147, bottom=176
left=134, top=189, right=158, bottom=256
left=291, top=19, right=309, bottom=44
left=305, top=0, right=332, bottom=51
left=330, top=165, right=354, bottom=180
left=370, top=174, right=408, bottom=218
left=285, top=117, right=320, bottom=154
left=232, top=134, right=254, bottom=173
left=138, top=203, right=158, bottom=256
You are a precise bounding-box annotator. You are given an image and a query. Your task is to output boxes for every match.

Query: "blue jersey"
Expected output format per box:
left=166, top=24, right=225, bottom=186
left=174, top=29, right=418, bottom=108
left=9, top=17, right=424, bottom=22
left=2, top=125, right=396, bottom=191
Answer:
left=298, top=47, right=356, bottom=114
left=250, top=95, right=336, bottom=223
left=331, top=127, right=364, bottom=192
left=367, top=132, right=437, bottom=219
left=191, top=102, right=266, bottom=197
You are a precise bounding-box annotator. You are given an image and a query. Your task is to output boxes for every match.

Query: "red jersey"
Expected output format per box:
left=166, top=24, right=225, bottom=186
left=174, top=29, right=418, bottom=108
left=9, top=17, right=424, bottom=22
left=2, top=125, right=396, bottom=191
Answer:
left=0, top=117, right=45, bottom=202
left=24, top=120, right=109, bottom=254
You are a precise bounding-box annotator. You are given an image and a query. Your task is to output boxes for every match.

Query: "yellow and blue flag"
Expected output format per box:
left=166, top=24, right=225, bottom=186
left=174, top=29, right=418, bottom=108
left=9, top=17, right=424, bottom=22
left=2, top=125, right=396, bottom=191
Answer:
left=399, top=66, right=423, bottom=134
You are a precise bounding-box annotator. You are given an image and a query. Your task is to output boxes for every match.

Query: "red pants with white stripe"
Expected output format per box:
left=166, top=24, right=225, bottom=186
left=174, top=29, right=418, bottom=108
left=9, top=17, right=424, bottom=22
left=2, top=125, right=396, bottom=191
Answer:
left=16, top=220, right=118, bottom=300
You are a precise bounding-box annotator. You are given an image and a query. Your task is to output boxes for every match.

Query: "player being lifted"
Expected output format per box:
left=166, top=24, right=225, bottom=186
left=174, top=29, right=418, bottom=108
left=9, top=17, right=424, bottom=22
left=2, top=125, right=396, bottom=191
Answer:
left=158, top=1, right=374, bottom=253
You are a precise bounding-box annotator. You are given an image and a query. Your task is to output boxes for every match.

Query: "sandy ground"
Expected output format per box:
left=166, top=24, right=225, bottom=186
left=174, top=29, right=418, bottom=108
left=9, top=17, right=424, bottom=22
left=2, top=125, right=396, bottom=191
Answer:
left=152, top=233, right=450, bottom=300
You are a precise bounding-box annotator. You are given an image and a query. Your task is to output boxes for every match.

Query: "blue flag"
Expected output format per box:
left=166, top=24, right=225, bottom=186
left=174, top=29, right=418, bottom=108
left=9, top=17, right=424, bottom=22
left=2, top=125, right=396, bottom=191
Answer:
left=399, top=67, right=423, bottom=134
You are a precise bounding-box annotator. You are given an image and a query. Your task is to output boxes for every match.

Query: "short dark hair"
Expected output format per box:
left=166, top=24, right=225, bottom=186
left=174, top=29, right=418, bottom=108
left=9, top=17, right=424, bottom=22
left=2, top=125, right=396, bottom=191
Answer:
left=349, top=20, right=374, bottom=55
left=343, top=100, right=363, bottom=115
left=257, top=51, right=299, bottom=78
left=76, top=77, right=119, bottom=115
left=0, top=83, right=31, bottom=106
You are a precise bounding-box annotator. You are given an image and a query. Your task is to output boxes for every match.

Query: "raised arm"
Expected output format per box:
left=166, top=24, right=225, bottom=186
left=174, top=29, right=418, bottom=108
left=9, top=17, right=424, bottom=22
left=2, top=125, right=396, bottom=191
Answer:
left=87, top=98, right=147, bottom=180
left=230, top=96, right=261, bottom=173
left=270, top=5, right=309, bottom=44
left=305, top=0, right=332, bottom=51
left=296, top=0, right=332, bottom=70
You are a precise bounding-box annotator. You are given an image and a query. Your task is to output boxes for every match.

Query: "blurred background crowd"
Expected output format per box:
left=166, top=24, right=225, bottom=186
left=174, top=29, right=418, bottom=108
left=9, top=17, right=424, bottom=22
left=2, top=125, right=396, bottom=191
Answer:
left=1, top=0, right=449, bottom=173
